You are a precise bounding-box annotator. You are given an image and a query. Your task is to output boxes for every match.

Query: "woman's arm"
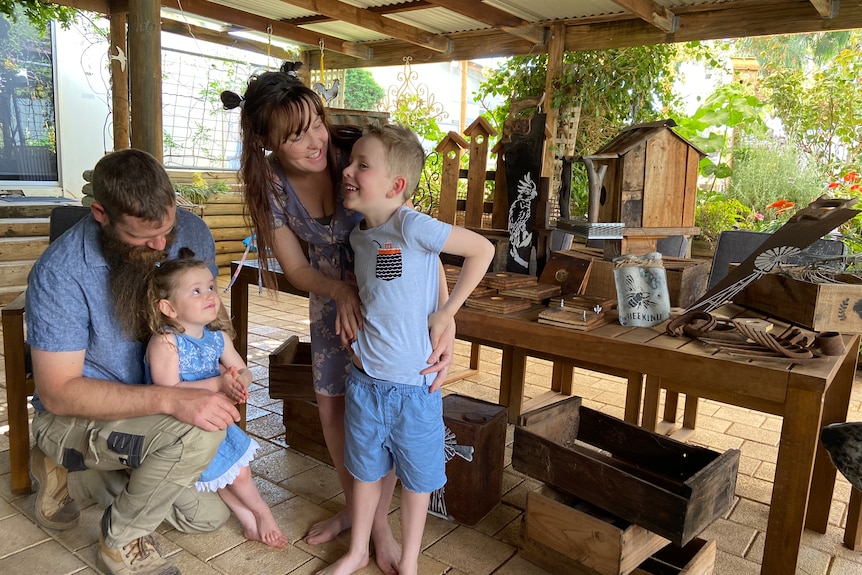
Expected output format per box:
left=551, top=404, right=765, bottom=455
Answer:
left=269, top=224, right=363, bottom=340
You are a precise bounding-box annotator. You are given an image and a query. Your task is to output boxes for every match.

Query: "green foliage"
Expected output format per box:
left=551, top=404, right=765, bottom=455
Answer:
left=0, top=0, right=76, bottom=35
left=673, top=82, right=767, bottom=188
left=727, top=145, right=826, bottom=213
left=694, top=192, right=753, bottom=243
left=761, top=43, right=862, bottom=174
left=344, top=68, right=384, bottom=111
left=174, top=173, right=229, bottom=205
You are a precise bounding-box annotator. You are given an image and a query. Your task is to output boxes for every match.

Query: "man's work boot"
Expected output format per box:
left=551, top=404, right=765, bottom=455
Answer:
left=99, top=534, right=181, bottom=575
left=30, top=445, right=80, bottom=530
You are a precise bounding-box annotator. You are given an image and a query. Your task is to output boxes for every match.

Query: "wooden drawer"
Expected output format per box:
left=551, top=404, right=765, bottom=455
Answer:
left=526, top=486, right=669, bottom=575
left=513, top=396, right=739, bottom=546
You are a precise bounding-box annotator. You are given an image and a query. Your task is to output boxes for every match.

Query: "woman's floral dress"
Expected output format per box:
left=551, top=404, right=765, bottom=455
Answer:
left=269, top=154, right=362, bottom=396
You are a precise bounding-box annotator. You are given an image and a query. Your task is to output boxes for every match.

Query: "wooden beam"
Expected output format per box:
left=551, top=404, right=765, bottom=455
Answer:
left=610, top=0, right=678, bottom=33
left=161, top=0, right=371, bottom=59
left=160, top=19, right=295, bottom=61
left=109, top=10, right=129, bottom=150
left=275, top=0, right=452, bottom=53
left=808, top=0, right=837, bottom=18
left=128, top=0, right=162, bottom=160
left=423, top=0, right=546, bottom=45
left=542, top=23, right=564, bottom=179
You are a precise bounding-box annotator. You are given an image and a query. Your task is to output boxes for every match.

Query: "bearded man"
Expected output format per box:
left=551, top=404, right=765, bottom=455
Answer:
left=26, top=149, right=239, bottom=575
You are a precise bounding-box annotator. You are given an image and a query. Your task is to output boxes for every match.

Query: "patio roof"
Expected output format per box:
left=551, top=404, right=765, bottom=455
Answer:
left=63, top=0, right=862, bottom=68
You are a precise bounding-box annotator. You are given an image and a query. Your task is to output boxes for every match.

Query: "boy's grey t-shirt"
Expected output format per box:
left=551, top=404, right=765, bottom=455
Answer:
left=349, top=206, right=451, bottom=384
left=25, top=208, right=216, bottom=411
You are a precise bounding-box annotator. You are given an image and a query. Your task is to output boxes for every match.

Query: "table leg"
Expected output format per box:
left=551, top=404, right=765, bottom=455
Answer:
left=642, top=375, right=661, bottom=432
left=499, top=347, right=527, bottom=424
left=230, top=268, right=249, bottom=361
left=551, top=362, right=574, bottom=395
left=762, top=384, right=823, bottom=575
left=624, top=372, right=644, bottom=425
left=806, top=334, right=858, bottom=532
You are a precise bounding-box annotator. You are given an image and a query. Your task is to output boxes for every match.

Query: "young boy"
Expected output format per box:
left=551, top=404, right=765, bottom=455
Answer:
left=318, top=123, right=495, bottom=575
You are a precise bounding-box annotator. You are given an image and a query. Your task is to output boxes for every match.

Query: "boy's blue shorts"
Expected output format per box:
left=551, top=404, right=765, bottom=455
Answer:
left=344, top=365, right=446, bottom=494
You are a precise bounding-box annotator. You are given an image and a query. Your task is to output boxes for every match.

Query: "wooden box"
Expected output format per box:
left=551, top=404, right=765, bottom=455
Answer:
left=430, top=394, right=507, bottom=525
left=630, top=538, right=716, bottom=575
left=267, top=339, right=330, bottom=465
left=732, top=270, right=862, bottom=333
left=282, top=398, right=331, bottom=466
left=269, top=335, right=315, bottom=401
left=549, top=248, right=708, bottom=308
left=526, top=487, right=669, bottom=575
left=512, top=396, right=739, bottom=546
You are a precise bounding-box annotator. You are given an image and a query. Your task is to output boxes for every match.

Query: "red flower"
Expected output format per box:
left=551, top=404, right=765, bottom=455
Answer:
left=828, top=182, right=841, bottom=189
left=843, top=172, right=858, bottom=183
left=766, top=199, right=795, bottom=215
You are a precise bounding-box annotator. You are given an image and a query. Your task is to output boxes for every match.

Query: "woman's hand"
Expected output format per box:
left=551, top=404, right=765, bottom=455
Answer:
left=333, top=281, right=363, bottom=343
left=422, top=316, right=456, bottom=393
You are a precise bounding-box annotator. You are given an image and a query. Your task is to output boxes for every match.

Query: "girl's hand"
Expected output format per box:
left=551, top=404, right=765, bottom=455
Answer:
left=219, top=367, right=248, bottom=404
left=333, top=281, right=363, bottom=343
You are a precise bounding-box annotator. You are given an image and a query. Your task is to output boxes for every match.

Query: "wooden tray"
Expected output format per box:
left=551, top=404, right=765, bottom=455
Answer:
left=465, top=294, right=533, bottom=314
left=560, top=294, right=618, bottom=313
left=499, top=282, right=562, bottom=303
left=538, top=306, right=611, bottom=331
left=482, top=271, right=538, bottom=290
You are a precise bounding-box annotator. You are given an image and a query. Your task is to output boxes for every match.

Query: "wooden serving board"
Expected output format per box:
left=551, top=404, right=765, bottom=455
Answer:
left=560, top=294, right=617, bottom=313
left=537, top=306, right=612, bottom=331
left=499, top=282, right=562, bottom=303
left=483, top=271, right=538, bottom=290
left=466, top=294, right=533, bottom=314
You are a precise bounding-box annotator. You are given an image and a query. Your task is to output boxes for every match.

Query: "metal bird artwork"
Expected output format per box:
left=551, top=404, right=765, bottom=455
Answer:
left=685, top=195, right=859, bottom=314
left=109, top=46, right=126, bottom=72
left=820, top=422, right=862, bottom=492
left=313, top=78, right=339, bottom=105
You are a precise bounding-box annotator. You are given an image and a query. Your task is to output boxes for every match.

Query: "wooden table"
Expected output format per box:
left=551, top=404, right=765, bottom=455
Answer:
left=229, top=259, right=860, bottom=573
left=455, top=305, right=859, bottom=575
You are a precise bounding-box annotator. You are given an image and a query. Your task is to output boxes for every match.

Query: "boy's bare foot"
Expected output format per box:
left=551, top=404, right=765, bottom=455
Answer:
left=305, top=508, right=351, bottom=545
left=315, top=551, right=369, bottom=575
left=372, top=528, right=401, bottom=575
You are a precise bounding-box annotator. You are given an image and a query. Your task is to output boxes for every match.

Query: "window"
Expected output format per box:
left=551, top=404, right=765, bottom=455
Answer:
left=0, top=10, right=58, bottom=182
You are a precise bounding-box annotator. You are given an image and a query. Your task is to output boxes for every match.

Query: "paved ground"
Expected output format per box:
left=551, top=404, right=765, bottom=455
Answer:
left=1, top=279, right=862, bottom=574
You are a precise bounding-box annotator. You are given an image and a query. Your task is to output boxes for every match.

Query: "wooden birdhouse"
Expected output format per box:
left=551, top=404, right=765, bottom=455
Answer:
left=582, top=119, right=705, bottom=256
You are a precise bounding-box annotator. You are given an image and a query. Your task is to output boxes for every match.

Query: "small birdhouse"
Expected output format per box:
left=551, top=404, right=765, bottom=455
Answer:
left=582, top=119, right=704, bottom=243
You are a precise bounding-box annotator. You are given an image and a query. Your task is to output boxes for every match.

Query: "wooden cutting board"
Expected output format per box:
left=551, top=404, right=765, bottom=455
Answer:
left=483, top=271, right=538, bottom=290
left=537, top=306, right=613, bottom=331
left=499, top=282, right=562, bottom=303
left=465, top=294, right=533, bottom=314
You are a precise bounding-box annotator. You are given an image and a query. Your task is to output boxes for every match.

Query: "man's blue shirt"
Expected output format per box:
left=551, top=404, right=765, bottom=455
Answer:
left=26, top=208, right=216, bottom=410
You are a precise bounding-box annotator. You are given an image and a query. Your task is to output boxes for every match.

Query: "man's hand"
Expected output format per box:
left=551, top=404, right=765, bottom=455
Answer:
left=170, top=389, right=240, bottom=432
left=422, top=316, right=456, bottom=393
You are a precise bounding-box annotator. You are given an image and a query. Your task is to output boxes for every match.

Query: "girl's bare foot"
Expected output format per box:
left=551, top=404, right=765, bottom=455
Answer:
left=305, top=508, right=351, bottom=545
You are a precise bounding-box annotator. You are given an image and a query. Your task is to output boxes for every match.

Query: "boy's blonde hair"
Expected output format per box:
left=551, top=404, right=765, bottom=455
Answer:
left=363, top=123, right=425, bottom=201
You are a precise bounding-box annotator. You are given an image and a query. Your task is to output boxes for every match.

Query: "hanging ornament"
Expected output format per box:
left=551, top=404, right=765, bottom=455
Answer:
left=312, top=39, right=339, bottom=105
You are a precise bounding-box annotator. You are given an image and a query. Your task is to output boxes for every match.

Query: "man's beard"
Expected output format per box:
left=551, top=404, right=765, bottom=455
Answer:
left=101, top=224, right=176, bottom=341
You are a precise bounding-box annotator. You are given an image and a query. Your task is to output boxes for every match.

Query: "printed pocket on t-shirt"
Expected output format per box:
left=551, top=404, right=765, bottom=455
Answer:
left=375, top=241, right=402, bottom=281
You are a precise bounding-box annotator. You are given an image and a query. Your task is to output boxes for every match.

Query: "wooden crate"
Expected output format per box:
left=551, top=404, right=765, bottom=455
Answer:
left=526, top=487, right=669, bottom=575
left=269, top=335, right=315, bottom=401
left=512, top=396, right=739, bottom=547
left=548, top=248, right=708, bottom=308
left=630, top=538, right=715, bottom=575
left=282, top=398, right=331, bottom=466
left=732, top=270, right=862, bottom=333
